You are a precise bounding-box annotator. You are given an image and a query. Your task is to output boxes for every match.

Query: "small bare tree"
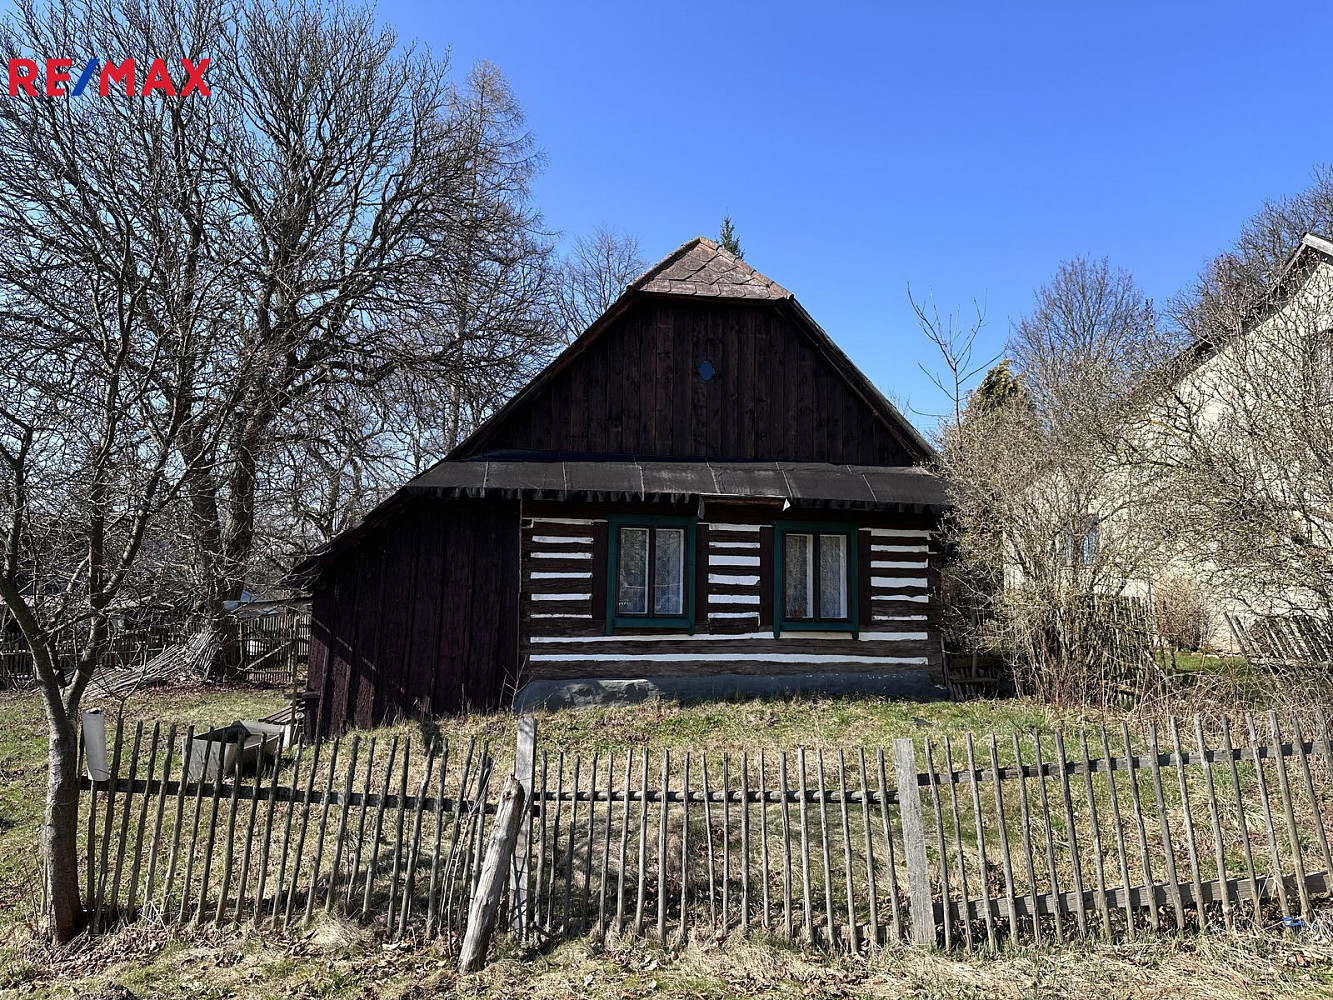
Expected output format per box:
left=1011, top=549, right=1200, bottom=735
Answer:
left=0, top=241, right=221, bottom=942
left=909, top=286, right=992, bottom=427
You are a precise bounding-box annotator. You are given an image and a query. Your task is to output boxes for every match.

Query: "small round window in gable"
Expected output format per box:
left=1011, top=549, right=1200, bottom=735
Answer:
left=697, top=359, right=716, bottom=382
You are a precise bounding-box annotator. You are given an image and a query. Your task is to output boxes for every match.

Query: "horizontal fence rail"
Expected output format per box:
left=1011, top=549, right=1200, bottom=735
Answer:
left=78, top=707, right=1333, bottom=959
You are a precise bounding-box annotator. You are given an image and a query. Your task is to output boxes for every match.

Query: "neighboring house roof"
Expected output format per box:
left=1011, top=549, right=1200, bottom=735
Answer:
left=1256, top=232, right=1333, bottom=316
left=450, top=236, right=933, bottom=463
left=1180, top=231, right=1333, bottom=375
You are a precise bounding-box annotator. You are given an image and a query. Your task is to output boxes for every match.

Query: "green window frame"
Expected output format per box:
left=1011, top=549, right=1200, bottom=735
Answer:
left=773, top=521, right=859, bottom=637
left=606, top=515, right=696, bottom=632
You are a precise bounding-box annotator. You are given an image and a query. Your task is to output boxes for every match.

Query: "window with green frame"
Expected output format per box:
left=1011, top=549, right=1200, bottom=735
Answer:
left=774, top=522, right=858, bottom=636
left=606, top=516, right=696, bottom=631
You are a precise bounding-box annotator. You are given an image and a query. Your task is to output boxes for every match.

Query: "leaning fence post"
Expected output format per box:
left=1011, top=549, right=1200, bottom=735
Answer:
left=511, top=717, right=537, bottom=936
left=459, top=775, right=527, bottom=973
left=893, top=738, right=934, bottom=947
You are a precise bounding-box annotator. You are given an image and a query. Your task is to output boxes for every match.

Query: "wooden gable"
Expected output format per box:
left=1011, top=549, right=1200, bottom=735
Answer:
left=452, top=238, right=929, bottom=466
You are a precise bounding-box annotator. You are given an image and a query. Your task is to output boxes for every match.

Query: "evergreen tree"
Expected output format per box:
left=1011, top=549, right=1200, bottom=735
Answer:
left=967, top=360, right=1030, bottom=416
left=719, top=215, right=743, bottom=259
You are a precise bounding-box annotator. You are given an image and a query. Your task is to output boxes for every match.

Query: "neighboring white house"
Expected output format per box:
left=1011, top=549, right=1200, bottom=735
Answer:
left=1103, top=233, right=1333, bottom=651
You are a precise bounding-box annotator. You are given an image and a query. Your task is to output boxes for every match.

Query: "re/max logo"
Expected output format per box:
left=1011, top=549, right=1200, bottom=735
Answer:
left=7, top=58, right=210, bottom=97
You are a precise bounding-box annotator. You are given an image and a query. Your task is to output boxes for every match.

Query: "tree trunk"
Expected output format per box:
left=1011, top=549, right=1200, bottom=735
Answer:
left=200, top=590, right=245, bottom=681
left=43, top=708, right=84, bottom=941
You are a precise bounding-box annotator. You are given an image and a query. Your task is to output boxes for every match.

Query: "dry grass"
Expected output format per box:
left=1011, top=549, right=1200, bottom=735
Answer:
left=0, top=684, right=289, bottom=920
left=2, top=913, right=1333, bottom=999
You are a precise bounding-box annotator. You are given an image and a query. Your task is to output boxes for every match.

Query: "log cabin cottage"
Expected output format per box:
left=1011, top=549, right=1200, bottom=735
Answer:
left=294, top=237, right=949, bottom=736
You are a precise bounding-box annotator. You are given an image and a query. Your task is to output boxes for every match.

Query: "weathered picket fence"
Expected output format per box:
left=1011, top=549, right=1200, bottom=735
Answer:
left=232, top=609, right=310, bottom=687
left=1, top=607, right=310, bottom=692
left=1227, top=613, right=1333, bottom=670
left=79, top=708, right=1333, bottom=957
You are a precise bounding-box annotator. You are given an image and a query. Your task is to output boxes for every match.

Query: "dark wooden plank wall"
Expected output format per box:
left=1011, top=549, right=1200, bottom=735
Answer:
left=517, top=501, right=942, bottom=687
left=308, top=500, right=520, bottom=736
left=466, top=298, right=916, bottom=465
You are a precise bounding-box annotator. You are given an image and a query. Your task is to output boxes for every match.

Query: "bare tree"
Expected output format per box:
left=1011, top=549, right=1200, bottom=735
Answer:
left=552, top=226, right=645, bottom=342
left=1009, top=257, right=1174, bottom=441
left=242, top=58, right=558, bottom=574
left=936, top=258, right=1180, bottom=703
left=0, top=0, right=555, bottom=937
left=165, top=10, right=555, bottom=646
left=1174, top=162, right=1333, bottom=343
left=910, top=286, right=992, bottom=427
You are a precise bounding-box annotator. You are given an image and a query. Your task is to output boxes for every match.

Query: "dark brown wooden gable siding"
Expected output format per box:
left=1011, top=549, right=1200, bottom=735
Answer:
left=308, top=499, right=520, bottom=736
left=475, top=298, right=915, bottom=465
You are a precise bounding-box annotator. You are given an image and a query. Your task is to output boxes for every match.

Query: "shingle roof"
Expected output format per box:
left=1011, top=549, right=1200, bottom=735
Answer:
left=629, top=237, right=791, bottom=300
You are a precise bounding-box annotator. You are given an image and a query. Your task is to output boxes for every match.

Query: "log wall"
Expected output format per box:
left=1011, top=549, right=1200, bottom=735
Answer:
left=518, top=501, right=943, bottom=687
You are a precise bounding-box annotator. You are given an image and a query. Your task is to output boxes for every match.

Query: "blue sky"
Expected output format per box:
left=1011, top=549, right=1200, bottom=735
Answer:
left=375, top=0, right=1325, bottom=432
left=219, top=3, right=1333, bottom=431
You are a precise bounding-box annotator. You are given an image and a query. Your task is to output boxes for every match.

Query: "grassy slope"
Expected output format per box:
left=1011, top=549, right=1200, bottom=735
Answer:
left=0, top=686, right=288, bottom=920
left=4, top=908, right=1331, bottom=1000
left=1, top=685, right=1332, bottom=999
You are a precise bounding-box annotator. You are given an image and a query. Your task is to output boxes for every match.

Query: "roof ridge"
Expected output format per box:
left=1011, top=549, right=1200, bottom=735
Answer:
left=1302, top=232, right=1333, bottom=256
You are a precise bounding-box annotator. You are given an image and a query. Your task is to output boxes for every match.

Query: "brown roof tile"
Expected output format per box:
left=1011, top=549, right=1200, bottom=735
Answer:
left=629, top=237, right=792, bottom=301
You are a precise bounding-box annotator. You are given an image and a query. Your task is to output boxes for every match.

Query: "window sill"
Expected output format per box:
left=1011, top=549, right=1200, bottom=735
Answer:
left=774, top=621, right=860, bottom=638
left=608, top=617, right=695, bottom=634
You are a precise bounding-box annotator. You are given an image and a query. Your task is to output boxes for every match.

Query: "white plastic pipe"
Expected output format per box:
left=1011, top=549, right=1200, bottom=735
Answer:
left=82, top=708, right=109, bottom=782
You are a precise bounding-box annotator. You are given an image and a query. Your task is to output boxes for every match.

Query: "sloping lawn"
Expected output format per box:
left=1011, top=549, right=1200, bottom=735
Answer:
left=0, top=685, right=289, bottom=922
left=1, top=684, right=1332, bottom=1000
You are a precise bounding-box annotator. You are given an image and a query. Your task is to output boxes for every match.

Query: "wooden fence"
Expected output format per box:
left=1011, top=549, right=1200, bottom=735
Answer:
left=1227, top=613, right=1333, bottom=669
left=1, top=622, right=178, bottom=689
left=1, top=608, right=310, bottom=691
left=234, top=610, right=310, bottom=688
left=78, top=708, right=1333, bottom=957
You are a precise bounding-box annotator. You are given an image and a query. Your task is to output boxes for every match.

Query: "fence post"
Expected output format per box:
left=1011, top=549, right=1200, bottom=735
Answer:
left=511, top=717, right=537, bottom=936
left=893, top=738, right=934, bottom=947
left=459, top=775, right=526, bottom=973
